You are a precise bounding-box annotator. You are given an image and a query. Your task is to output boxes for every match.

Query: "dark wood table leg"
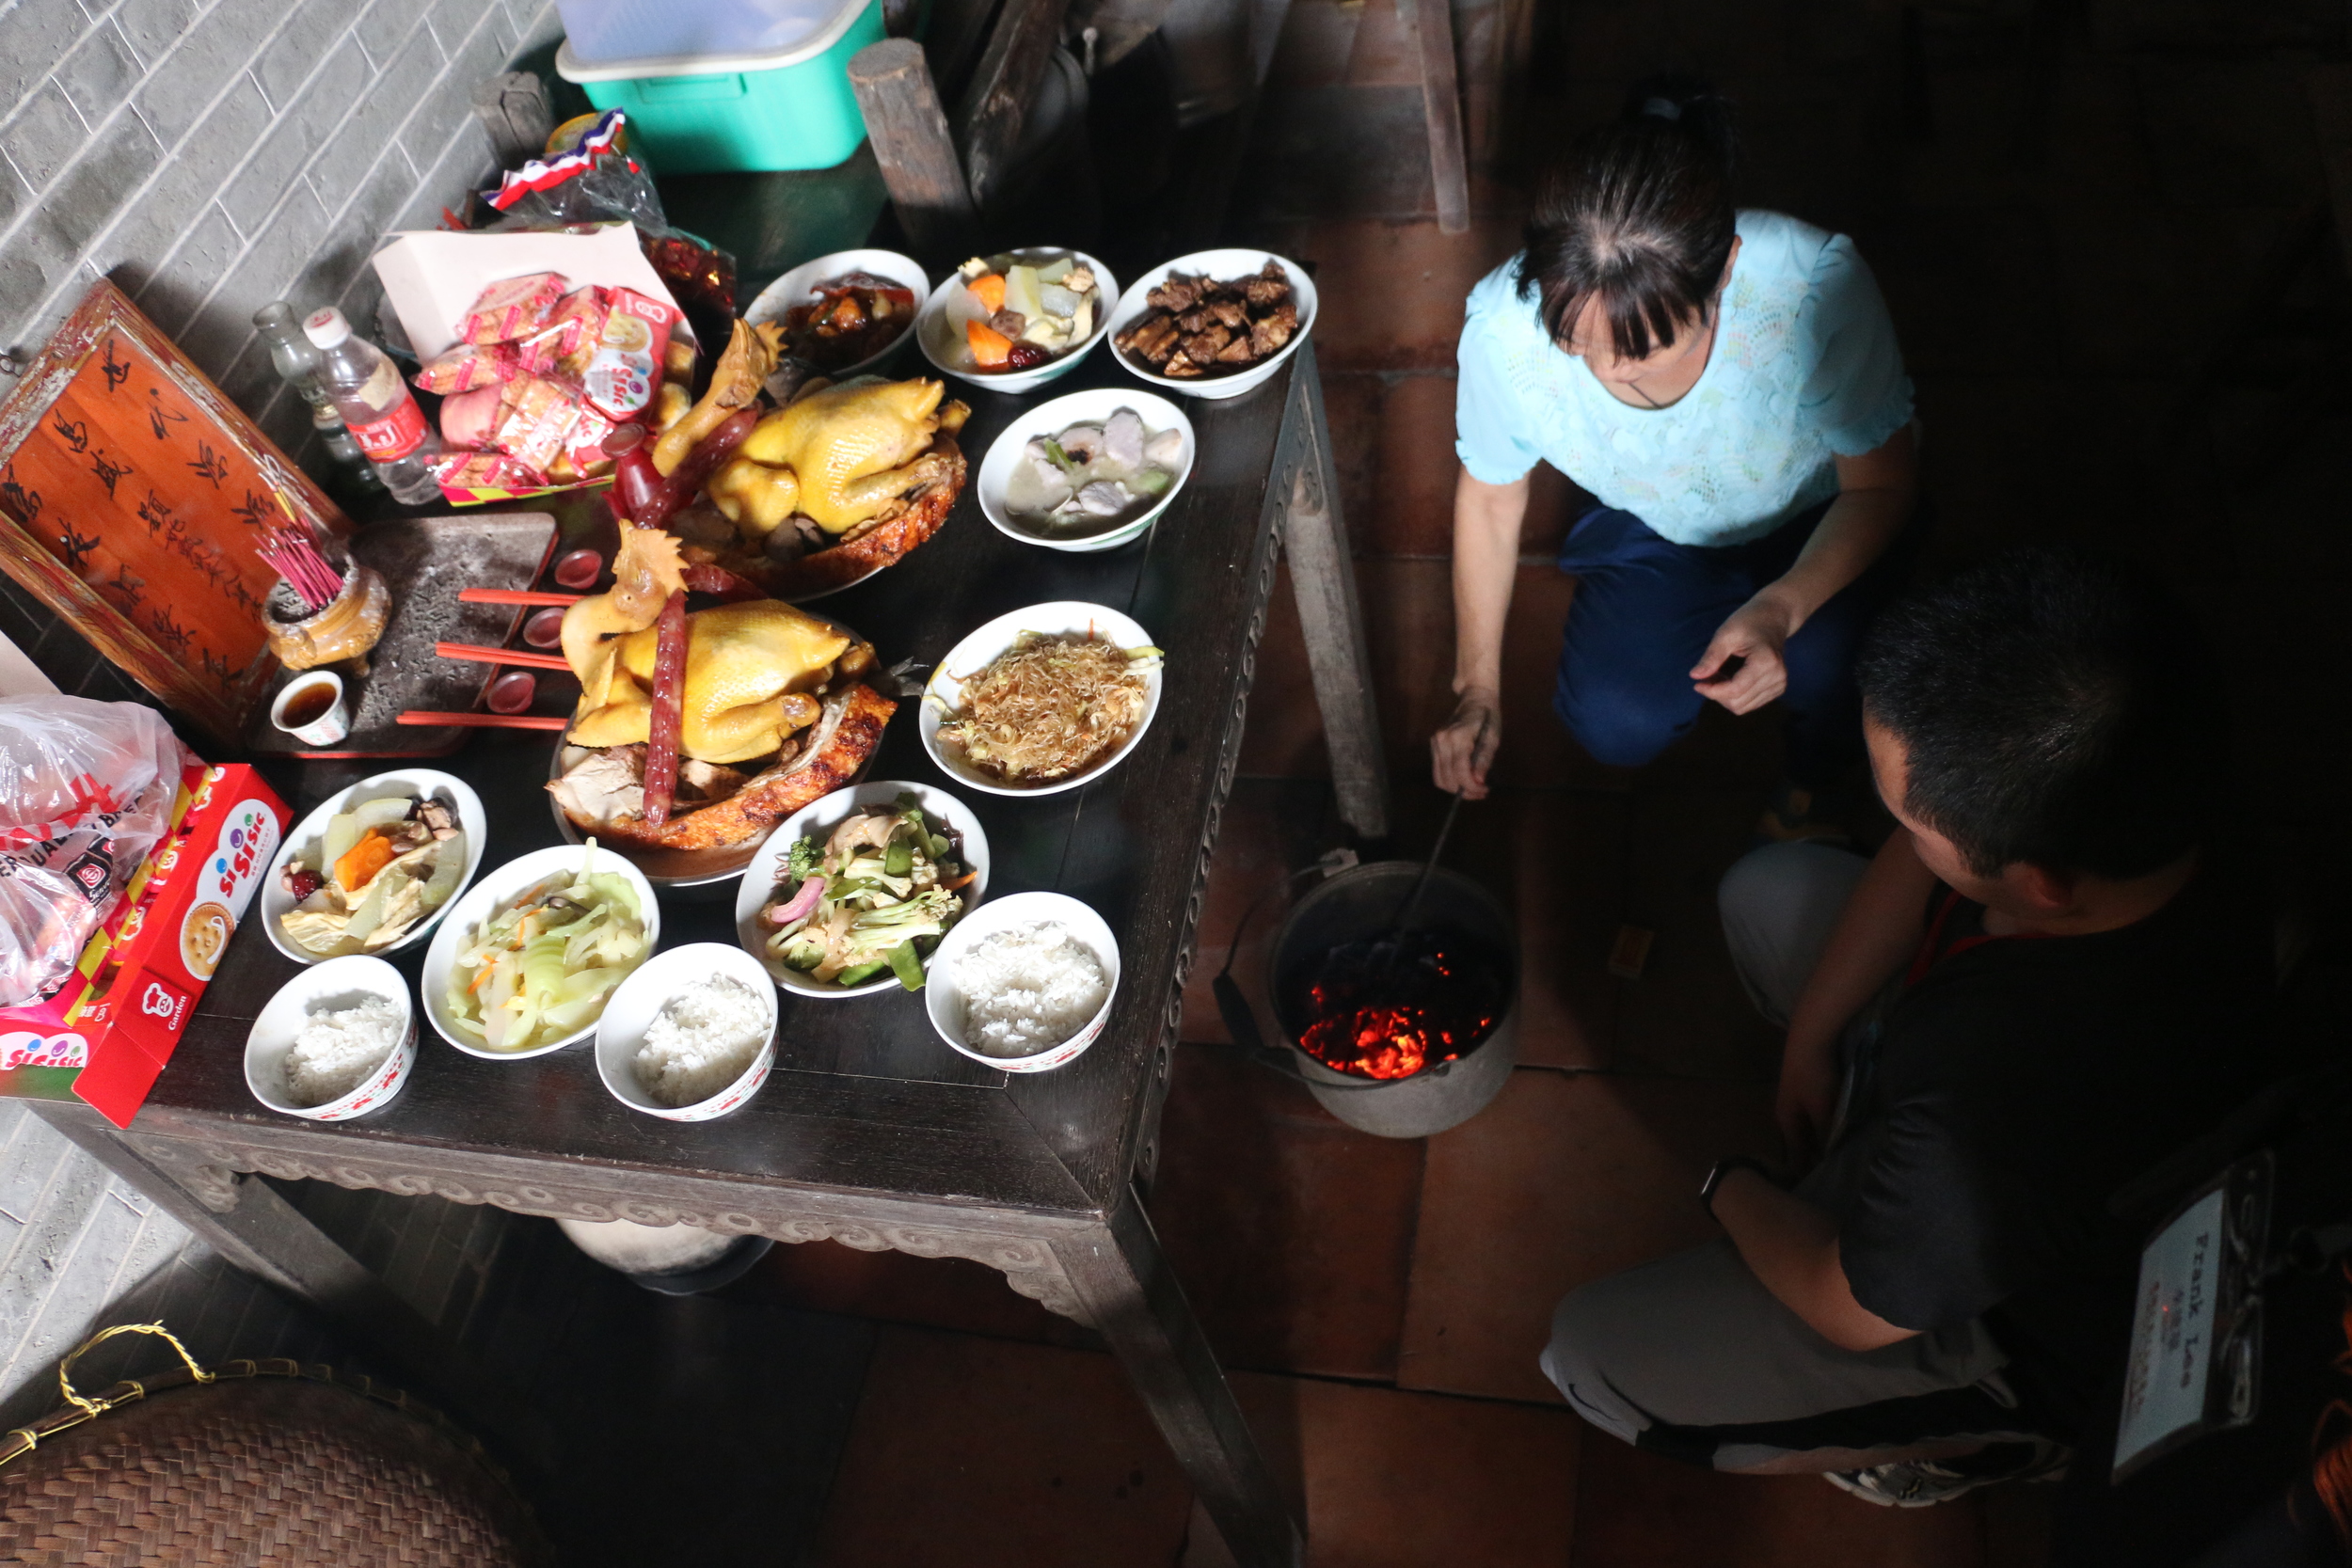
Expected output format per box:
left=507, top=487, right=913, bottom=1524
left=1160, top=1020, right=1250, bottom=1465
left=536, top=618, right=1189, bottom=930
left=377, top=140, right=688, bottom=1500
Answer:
left=1397, top=0, right=1470, bottom=234
left=26, top=1103, right=552, bottom=1472
left=1281, top=340, right=1391, bottom=839
left=1053, top=1184, right=1303, bottom=1567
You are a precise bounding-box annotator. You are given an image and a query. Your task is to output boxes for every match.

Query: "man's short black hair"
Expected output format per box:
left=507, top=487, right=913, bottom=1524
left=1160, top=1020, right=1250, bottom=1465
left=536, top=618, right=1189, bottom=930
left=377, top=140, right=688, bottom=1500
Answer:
left=1856, top=545, right=2217, bottom=880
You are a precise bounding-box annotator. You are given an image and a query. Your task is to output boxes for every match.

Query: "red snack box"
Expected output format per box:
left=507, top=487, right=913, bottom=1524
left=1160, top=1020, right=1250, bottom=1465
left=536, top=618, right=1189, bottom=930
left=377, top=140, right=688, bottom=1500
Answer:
left=0, top=765, right=288, bottom=1128
left=581, top=287, right=679, bottom=421
left=460, top=271, right=565, bottom=344
left=414, top=342, right=519, bottom=396
left=490, top=375, right=584, bottom=474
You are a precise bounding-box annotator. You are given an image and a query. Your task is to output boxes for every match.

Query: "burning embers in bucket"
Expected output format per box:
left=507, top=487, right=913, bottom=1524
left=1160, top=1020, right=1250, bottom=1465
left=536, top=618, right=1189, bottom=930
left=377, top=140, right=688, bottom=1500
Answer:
left=1289, top=928, right=1507, bottom=1081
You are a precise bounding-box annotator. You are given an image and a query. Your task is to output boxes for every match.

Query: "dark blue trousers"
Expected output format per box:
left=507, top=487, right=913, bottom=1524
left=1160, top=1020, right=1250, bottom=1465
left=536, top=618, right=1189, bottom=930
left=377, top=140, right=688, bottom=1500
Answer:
left=1552, top=499, right=1892, bottom=787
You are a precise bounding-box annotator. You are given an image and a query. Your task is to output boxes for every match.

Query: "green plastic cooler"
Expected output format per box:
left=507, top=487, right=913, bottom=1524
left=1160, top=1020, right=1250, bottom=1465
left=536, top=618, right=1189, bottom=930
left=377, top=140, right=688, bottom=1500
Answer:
left=554, top=0, right=885, bottom=175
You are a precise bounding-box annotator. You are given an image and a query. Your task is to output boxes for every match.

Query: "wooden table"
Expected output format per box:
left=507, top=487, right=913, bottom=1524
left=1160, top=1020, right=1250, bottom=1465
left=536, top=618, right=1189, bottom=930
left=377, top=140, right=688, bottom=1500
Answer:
left=34, top=342, right=1383, bottom=1568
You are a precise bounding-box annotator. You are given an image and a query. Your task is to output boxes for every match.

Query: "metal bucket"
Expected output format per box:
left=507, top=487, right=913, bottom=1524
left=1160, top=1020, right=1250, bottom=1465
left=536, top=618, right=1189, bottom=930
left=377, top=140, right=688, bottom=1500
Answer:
left=1262, top=862, right=1519, bottom=1139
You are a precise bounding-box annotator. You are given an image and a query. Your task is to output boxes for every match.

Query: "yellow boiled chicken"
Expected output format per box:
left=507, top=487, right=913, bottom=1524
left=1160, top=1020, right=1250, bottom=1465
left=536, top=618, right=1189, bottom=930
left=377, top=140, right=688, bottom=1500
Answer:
left=705, top=377, right=957, bottom=542
left=565, top=599, right=853, bottom=765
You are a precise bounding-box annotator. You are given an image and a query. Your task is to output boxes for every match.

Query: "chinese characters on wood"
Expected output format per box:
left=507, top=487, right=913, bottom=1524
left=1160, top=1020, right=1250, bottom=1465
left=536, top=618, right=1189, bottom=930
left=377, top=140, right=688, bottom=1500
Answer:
left=0, top=279, right=350, bottom=746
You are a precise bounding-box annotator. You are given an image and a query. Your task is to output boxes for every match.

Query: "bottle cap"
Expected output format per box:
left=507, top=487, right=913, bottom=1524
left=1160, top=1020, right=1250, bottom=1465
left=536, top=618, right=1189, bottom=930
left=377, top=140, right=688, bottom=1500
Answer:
left=302, top=308, right=351, bottom=349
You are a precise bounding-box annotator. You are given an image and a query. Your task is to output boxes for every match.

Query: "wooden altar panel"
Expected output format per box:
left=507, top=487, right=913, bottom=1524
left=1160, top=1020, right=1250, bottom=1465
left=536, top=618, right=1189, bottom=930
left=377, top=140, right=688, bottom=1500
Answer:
left=0, top=279, right=349, bottom=746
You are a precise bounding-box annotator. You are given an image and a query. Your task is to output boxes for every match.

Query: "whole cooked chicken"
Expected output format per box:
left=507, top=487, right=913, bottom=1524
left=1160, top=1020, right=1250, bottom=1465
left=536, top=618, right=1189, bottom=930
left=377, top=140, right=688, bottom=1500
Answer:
left=567, top=599, right=870, bottom=765
left=706, top=376, right=962, bottom=540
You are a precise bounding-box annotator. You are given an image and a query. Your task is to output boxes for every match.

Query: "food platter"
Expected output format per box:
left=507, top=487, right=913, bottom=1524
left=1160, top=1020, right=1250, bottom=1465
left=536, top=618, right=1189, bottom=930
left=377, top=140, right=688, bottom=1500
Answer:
left=915, top=248, right=1119, bottom=394
left=259, top=769, right=488, bottom=964
left=976, top=388, right=1195, bottom=553
left=743, top=247, right=930, bottom=389
left=1106, top=249, right=1318, bottom=401
left=919, top=600, right=1164, bottom=798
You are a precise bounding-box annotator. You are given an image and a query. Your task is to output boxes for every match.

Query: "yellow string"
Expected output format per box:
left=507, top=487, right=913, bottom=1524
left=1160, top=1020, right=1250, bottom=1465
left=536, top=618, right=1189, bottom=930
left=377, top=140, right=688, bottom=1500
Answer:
left=57, top=1322, right=212, bottom=1417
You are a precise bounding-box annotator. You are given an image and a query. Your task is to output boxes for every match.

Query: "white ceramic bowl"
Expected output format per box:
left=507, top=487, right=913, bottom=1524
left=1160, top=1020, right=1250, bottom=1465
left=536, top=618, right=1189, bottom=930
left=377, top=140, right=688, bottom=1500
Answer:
left=261, top=770, right=487, bottom=964
left=743, top=247, right=929, bottom=389
left=977, top=388, right=1196, bottom=554
left=924, top=892, right=1120, bottom=1074
left=593, top=942, right=777, bottom=1121
left=1106, top=248, right=1319, bottom=401
left=245, top=957, right=418, bottom=1121
left=919, top=601, right=1164, bottom=798
left=421, top=843, right=660, bottom=1060
left=733, top=781, right=992, bottom=999
left=915, top=248, right=1118, bottom=394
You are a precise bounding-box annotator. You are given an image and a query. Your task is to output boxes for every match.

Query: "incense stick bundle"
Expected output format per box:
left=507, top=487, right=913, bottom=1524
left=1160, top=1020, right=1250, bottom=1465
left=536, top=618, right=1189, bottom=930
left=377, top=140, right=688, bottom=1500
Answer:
left=254, top=528, right=345, bottom=613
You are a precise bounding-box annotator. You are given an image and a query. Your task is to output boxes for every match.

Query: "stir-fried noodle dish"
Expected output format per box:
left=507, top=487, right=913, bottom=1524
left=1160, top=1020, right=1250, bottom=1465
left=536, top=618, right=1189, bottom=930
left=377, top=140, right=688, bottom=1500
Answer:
left=936, top=633, right=1158, bottom=784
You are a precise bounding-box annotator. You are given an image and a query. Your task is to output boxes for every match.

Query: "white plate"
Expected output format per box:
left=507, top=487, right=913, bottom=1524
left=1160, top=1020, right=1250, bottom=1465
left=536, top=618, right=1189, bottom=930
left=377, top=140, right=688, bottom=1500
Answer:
left=743, top=248, right=929, bottom=389
left=923, top=892, right=1120, bottom=1074
left=421, top=843, right=660, bottom=1059
left=915, top=248, right=1118, bottom=394
left=733, top=781, right=993, bottom=999
left=1105, top=249, right=1318, bottom=401
left=245, top=957, right=418, bottom=1121
left=261, top=770, right=487, bottom=964
left=919, top=601, right=1163, bottom=798
left=593, top=943, right=777, bottom=1121
left=976, top=388, right=1195, bottom=554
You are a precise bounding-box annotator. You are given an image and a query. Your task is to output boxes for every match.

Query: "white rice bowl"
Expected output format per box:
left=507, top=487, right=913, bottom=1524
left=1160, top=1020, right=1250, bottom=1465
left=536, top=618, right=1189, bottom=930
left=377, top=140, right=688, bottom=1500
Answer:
left=594, top=943, right=778, bottom=1121
left=244, top=957, right=418, bottom=1122
left=925, top=892, right=1120, bottom=1074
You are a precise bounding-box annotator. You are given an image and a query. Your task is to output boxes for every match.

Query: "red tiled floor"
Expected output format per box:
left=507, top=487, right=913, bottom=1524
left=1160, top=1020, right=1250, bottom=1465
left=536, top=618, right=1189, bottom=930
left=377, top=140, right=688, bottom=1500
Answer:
left=1182, top=1373, right=1583, bottom=1567
left=1359, top=555, right=1462, bottom=774
left=1609, top=789, right=1787, bottom=1082
left=729, top=1238, right=1097, bottom=1349
left=1510, top=789, right=1626, bottom=1069
left=1369, top=372, right=1458, bottom=556
left=1147, top=1046, right=1426, bottom=1379
left=1236, top=563, right=1330, bottom=779
left=1298, top=218, right=1521, bottom=372
left=1181, top=776, right=1336, bottom=1045
left=1263, top=0, right=1363, bottom=92
left=1395, top=1069, right=1777, bottom=1402
left=809, top=1328, right=1194, bottom=1568
left=1322, top=370, right=1387, bottom=546
left=1568, top=1434, right=1986, bottom=1568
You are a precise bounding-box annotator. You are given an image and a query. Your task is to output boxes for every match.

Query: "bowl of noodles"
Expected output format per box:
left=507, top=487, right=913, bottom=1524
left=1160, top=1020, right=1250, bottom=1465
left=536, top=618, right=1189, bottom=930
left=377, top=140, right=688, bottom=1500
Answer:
left=919, top=602, right=1164, bottom=797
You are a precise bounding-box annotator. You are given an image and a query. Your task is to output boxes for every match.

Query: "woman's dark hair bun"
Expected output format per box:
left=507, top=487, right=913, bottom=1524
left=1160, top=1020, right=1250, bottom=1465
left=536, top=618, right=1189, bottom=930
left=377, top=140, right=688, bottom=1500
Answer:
left=1515, top=74, right=1740, bottom=360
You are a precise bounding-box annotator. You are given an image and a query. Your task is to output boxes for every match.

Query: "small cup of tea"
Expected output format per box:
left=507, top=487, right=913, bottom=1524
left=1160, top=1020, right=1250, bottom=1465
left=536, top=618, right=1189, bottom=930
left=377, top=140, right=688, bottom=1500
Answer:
left=271, top=671, right=350, bottom=747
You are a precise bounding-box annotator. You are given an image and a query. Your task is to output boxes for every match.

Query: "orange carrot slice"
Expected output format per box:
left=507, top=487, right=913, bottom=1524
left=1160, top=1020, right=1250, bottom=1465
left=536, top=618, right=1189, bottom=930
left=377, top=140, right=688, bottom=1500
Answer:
left=967, top=273, right=1005, bottom=313
left=333, top=832, right=397, bottom=893
left=966, top=319, right=1013, bottom=368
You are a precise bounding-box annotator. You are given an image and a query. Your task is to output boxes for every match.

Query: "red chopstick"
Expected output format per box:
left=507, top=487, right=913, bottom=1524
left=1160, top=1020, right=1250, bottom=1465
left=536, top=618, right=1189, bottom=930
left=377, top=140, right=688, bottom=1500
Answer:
left=458, top=588, right=582, bottom=607
left=435, top=641, right=573, bottom=671
left=397, top=711, right=569, bottom=730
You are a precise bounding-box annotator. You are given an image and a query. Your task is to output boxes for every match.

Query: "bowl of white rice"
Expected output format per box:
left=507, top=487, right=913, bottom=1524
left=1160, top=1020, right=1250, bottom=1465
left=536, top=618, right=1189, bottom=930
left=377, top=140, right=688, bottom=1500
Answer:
left=594, top=942, right=778, bottom=1121
left=244, top=957, right=417, bottom=1121
left=923, top=892, right=1120, bottom=1073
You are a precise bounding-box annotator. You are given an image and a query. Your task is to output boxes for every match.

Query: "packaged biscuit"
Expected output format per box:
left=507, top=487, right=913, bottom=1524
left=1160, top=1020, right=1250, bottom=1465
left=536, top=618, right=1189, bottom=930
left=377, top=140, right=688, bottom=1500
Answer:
left=413, top=341, right=519, bottom=396
left=580, top=286, right=679, bottom=421
left=490, top=375, right=584, bottom=474
left=459, top=271, right=564, bottom=344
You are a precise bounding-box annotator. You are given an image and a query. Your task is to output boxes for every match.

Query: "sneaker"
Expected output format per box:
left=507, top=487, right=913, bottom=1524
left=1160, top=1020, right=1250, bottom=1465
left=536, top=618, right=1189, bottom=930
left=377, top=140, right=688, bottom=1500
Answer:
left=1756, top=782, right=1851, bottom=847
left=1825, top=1440, right=2070, bottom=1508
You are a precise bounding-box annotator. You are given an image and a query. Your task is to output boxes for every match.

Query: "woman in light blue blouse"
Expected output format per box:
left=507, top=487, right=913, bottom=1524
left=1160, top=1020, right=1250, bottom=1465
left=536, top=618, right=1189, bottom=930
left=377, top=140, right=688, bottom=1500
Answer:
left=1431, top=82, right=1916, bottom=836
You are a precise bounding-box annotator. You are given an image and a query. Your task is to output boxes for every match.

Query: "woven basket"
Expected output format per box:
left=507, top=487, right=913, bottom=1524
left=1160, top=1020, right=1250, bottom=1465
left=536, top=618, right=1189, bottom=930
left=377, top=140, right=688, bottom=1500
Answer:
left=0, top=1324, right=550, bottom=1567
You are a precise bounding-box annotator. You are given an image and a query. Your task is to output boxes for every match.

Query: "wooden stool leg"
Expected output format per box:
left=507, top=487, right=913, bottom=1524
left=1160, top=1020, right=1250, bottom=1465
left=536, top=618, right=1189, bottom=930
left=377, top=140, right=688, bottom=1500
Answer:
left=1397, top=0, right=1470, bottom=234
left=850, top=40, right=979, bottom=262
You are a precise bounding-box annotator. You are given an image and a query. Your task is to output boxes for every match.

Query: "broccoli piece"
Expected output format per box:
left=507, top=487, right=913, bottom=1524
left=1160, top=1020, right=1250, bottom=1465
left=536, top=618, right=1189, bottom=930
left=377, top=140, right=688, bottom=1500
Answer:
left=787, top=835, right=821, bottom=882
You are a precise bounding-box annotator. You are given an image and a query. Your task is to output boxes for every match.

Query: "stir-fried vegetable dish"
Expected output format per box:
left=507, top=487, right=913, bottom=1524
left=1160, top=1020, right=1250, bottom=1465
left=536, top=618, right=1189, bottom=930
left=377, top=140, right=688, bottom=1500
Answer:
left=444, top=843, right=649, bottom=1050
left=278, top=794, right=467, bottom=958
left=935, top=633, right=1159, bottom=784
left=760, top=795, right=975, bottom=990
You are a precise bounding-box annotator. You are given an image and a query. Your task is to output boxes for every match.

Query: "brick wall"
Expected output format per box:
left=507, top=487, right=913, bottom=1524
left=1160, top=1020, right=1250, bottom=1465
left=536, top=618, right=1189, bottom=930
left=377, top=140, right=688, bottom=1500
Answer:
left=0, top=0, right=562, bottom=467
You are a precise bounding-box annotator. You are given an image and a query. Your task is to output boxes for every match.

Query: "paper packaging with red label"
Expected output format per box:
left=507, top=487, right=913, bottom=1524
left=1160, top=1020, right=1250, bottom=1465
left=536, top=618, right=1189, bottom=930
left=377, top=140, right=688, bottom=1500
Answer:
left=413, top=342, right=519, bottom=396
left=581, top=288, right=677, bottom=421
left=0, top=766, right=289, bottom=1128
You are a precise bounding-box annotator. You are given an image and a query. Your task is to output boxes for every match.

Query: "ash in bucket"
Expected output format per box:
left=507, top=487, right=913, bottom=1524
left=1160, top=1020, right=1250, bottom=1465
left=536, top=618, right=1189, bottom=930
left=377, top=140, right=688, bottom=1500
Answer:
left=1289, top=930, right=1508, bottom=1081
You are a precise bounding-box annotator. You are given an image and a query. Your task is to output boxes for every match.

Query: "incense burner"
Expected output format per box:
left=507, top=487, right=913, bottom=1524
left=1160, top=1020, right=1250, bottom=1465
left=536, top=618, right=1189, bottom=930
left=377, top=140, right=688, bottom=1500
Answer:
left=263, top=564, right=389, bottom=674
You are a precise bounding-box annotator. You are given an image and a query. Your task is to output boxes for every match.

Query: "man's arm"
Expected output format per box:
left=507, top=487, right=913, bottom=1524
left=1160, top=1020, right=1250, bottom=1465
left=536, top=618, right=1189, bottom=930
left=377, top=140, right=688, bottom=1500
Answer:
left=1776, top=829, right=1940, bottom=1168
left=1709, top=1167, right=1916, bottom=1352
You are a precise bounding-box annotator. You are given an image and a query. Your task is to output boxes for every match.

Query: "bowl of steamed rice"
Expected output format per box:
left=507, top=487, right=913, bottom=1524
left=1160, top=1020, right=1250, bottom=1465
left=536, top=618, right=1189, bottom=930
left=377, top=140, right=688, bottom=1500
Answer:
left=923, top=892, right=1120, bottom=1073
left=595, top=942, right=778, bottom=1120
left=245, top=957, right=418, bottom=1121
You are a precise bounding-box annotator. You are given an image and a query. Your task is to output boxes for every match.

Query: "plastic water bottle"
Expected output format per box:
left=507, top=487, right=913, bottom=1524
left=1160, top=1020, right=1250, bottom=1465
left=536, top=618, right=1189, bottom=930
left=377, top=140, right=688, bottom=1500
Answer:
left=252, top=303, right=382, bottom=492
left=301, top=307, right=443, bottom=505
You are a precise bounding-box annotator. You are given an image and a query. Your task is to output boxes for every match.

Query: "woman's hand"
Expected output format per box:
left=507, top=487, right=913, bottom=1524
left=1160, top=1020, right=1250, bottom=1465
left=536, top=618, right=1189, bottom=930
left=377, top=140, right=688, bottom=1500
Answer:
left=1431, top=688, right=1501, bottom=800
left=1691, top=592, right=1800, bottom=715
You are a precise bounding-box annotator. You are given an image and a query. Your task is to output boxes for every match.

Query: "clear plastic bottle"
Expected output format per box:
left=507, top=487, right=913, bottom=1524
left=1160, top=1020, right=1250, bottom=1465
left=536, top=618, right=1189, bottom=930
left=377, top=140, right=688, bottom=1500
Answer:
left=301, top=307, right=444, bottom=505
left=251, top=303, right=381, bottom=492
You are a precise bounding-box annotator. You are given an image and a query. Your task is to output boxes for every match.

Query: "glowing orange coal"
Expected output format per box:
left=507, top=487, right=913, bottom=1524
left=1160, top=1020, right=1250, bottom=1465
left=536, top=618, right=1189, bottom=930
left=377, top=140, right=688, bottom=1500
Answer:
left=1297, top=941, right=1500, bottom=1082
